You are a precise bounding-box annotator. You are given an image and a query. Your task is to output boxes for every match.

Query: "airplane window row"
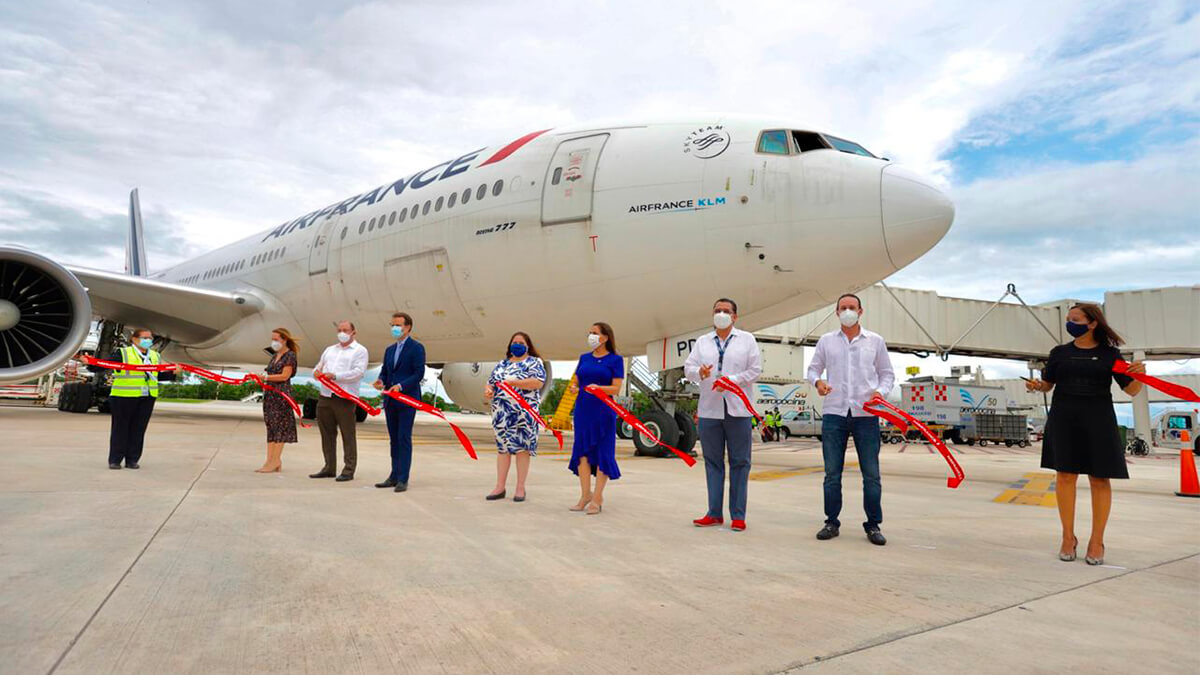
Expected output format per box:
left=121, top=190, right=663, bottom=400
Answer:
left=757, top=129, right=876, bottom=158
left=350, top=179, right=506, bottom=238
left=202, top=258, right=246, bottom=281
left=252, top=247, right=286, bottom=267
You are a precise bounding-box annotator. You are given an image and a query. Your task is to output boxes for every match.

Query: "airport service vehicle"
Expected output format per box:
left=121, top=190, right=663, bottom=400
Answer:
left=1150, top=409, right=1198, bottom=454
left=779, top=408, right=822, bottom=440
left=0, top=116, right=954, bottom=449
left=901, top=378, right=1009, bottom=443
left=962, top=412, right=1030, bottom=448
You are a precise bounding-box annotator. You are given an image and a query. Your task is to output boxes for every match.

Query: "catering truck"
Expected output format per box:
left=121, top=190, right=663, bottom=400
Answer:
left=901, top=377, right=1010, bottom=443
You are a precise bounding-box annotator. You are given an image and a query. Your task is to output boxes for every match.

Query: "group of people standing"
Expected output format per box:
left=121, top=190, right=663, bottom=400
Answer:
left=102, top=294, right=1143, bottom=562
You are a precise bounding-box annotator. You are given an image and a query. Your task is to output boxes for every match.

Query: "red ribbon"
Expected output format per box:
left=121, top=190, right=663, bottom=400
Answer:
left=1113, top=360, right=1199, bottom=402
left=495, top=381, right=564, bottom=450
left=863, top=398, right=965, bottom=489
left=82, top=355, right=308, bottom=426
left=712, top=376, right=762, bottom=423
left=315, top=373, right=476, bottom=460
left=583, top=384, right=696, bottom=466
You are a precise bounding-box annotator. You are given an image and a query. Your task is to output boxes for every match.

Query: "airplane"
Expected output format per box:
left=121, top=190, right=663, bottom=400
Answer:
left=0, top=116, right=954, bottom=441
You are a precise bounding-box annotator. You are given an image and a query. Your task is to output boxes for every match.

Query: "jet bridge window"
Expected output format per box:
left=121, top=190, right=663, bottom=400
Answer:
left=757, top=130, right=791, bottom=155
left=824, top=134, right=876, bottom=158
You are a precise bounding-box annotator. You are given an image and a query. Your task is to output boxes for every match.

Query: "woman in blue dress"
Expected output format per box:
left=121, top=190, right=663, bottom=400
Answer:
left=483, top=332, right=547, bottom=503
left=568, top=322, right=625, bottom=515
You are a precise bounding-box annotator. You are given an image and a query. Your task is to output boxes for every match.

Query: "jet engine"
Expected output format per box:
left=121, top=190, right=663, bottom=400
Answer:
left=440, top=360, right=554, bottom=414
left=0, top=247, right=93, bottom=383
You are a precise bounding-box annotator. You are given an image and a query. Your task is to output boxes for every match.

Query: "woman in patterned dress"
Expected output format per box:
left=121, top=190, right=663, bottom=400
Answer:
left=256, top=328, right=299, bottom=473
left=483, top=332, right=547, bottom=502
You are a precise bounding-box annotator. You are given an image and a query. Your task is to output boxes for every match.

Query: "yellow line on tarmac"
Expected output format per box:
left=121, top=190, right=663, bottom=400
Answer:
left=749, top=463, right=857, bottom=482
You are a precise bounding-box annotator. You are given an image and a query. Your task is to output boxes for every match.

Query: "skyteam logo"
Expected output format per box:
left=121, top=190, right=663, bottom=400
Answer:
left=960, top=389, right=996, bottom=412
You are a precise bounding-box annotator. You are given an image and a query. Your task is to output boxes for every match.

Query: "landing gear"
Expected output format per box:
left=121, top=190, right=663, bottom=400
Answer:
left=617, top=420, right=633, bottom=440
left=633, top=409, right=678, bottom=457
left=673, top=410, right=698, bottom=454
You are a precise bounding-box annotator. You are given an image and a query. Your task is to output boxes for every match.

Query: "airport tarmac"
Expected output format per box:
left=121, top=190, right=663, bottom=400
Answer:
left=1, top=401, right=1196, bottom=675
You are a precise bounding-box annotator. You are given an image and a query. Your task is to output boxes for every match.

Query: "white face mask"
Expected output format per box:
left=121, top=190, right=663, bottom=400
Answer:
left=713, top=312, right=733, bottom=330
left=838, top=309, right=860, bottom=327
left=270, top=340, right=283, bottom=351
left=337, top=331, right=352, bottom=344
left=587, top=333, right=602, bottom=349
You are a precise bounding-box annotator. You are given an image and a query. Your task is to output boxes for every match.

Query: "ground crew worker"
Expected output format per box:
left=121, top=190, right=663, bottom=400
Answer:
left=107, top=328, right=181, bottom=469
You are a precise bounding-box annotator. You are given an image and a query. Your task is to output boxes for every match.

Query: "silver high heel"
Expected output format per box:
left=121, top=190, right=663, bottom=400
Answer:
left=1085, top=544, right=1105, bottom=566
left=1059, top=536, right=1077, bottom=562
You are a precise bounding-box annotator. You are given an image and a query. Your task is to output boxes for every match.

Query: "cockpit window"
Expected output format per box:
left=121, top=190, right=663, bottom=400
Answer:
left=757, top=130, right=791, bottom=155
left=824, top=135, right=876, bottom=158
left=792, top=131, right=829, bottom=152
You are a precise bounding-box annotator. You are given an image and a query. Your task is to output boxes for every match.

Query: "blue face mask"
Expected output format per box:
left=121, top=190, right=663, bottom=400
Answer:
left=138, top=337, right=153, bottom=349
left=509, top=343, right=528, bottom=357
left=1065, top=321, right=1090, bottom=338
left=391, top=325, right=404, bottom=339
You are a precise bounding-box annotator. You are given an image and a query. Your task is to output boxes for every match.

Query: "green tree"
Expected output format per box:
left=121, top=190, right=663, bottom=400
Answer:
left=539, top=379, right=570, bottom=417
left=291, top=383, right=320, bottom=403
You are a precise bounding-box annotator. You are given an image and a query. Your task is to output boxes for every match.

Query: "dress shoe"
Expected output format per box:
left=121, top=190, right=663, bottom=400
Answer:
left=375, top=479, right=397, bottom=488
left=335, top=474, right=354, bottom=482
left=109, top=463, right=122, bottom=470
left=126, top=463, right=139, bottom=469
left=394, top=482, right=408, bottom=492
left=816, top=524, right=840, bottom=540
left=513, top=493, right=526, bottom=503
left=866, top=528, right=887, bottom=546
left=309, top=471, right=335, bottom=478
left=485, top=490, right=506, bottom=501
left=1085, top=544, right=1105, bottom=566
left=693, top=515, right=724, bottom=527
left=731, top=519, right=746, bottom=532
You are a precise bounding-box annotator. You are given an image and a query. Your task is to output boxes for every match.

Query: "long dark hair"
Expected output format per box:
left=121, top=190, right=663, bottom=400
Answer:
left=592, top=322, right=619, bottom=356
left=1071, top=303, right=1124, bottom=347
left=505, top=331, right=542, bottom=359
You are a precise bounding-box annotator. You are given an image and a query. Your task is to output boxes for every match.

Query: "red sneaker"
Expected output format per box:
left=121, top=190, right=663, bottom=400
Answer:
left=731, top=520, right=747, bottom=531
left=693, top=515, right=724, bottom=527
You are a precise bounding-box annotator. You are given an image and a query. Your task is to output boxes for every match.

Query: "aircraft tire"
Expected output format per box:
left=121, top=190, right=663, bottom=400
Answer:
left=617, top=420, right=633, bottom=440
left=674, top=411, right=698, bottom=453
left=302, top=399, right=317, bottom=420
left=633, top=410, right=677, bottom=458
left=71, top=383, right=93, bottom=413
left=57, top=383, right=73, bottom=411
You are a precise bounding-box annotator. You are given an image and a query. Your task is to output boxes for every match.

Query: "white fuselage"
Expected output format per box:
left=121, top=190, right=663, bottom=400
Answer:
left=152, top=117, right=953, bottom=368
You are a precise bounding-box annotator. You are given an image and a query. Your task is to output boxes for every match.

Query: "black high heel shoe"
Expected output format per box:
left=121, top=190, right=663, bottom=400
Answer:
left=485, top=490, right=506, bottom=501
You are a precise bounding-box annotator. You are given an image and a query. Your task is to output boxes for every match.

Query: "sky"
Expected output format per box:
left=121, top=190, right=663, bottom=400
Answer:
left=2, top=1, right=1197, bottom=392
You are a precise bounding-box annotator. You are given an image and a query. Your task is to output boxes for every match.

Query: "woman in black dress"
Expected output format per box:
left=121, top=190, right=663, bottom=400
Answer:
left=257, top=328, right=299, bottom=473
left=1026, top=303, right=1144, bottom=565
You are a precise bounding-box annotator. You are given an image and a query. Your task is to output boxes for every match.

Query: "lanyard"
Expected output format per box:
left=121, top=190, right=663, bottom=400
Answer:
left=715, top=333, right=733, bottom=374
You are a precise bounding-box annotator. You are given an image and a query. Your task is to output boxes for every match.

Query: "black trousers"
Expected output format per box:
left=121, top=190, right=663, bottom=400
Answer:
left=109, top=396, right=156, bottom=465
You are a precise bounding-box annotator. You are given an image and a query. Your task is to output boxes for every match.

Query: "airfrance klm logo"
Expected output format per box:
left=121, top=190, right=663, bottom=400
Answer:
left=627, top=196, right=727, bottom=214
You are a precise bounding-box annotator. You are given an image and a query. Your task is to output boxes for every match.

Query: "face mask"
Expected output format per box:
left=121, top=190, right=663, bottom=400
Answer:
left=1065, top=321, right=1090, bottom=338
left=509, top=343, right=528, bottom=357
left=337, top=331, right=351, bottom=344
left=713, top=312, right=733, bottom=330
left=587, top=334, right=602, bottom=349
left=270, top=340, right=283, bottom=351
left=838, top=309, right=859, bottom=327
left=138, top=337, right=153, bottom=350
left=391, top=325, right=405, bottom=339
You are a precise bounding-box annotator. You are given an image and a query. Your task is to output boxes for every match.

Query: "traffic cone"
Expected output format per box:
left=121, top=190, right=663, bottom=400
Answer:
left=1177, top=430, right=1200, bottom=498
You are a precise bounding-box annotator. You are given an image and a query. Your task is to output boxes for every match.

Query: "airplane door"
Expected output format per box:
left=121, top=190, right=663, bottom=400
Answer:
left=308, top=215, right=341, bottom=275
left=541, top=134, right=609, bottom=226
left=384, top=249, right=482, bottom=340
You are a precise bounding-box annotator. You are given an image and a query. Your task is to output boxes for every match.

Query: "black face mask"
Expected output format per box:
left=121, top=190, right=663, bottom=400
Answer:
left=1065, top=321, right=1090, bottom=338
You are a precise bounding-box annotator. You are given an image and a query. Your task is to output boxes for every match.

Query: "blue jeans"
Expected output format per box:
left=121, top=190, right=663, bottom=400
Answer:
left=699, top=412, right=753, bottom=520
left=821, top=413, right=882, bottom=530
left=384, top=399, right=416, bottom=484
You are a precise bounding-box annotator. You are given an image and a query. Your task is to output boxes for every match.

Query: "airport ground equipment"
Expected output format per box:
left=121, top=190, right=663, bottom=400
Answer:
left=1152, top=409, right=1199, bottom=454
left=962, top=412, right=1030, bottom=448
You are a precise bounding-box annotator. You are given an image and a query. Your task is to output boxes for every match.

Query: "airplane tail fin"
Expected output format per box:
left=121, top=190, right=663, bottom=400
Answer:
left=125, top=188, right=148, bottom=276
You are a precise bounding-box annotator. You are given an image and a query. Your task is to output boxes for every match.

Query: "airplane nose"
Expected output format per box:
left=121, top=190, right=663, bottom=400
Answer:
left=880, top=164, right=955, bottom=270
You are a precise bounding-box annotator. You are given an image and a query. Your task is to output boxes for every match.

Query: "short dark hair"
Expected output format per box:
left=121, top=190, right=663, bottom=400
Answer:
left=336, top=320, right=356, bottom=331
left=392, top=312, right=413, bottom=328
left=714, top=297, right=738, bottom=313
left=836, top=293, right=862, bottom=310
left=131, top=328, right=152, bottom=338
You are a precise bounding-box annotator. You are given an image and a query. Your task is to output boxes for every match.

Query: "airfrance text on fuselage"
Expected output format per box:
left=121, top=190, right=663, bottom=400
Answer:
left=628, top=197, right=726, bottom=214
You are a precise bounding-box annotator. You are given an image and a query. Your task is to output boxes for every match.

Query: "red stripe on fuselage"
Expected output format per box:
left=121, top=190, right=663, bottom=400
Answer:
left=479, top=129, right=552, bottom=166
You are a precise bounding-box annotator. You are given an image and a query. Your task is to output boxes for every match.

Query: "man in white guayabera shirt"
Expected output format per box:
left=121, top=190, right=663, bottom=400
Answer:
left=806, top=293, right=896, bottom=546
left=311, top=320, right=369, bottom=482
left=684, top=298, right=762, bottom=532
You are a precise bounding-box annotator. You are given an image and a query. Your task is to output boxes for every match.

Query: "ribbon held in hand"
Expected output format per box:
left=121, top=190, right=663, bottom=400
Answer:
left=583, top=384, right=696, bottom=466
left=1113, top=360, right=1199, bottom=402
left=315, top=373, right=477, bottom=459
left=495, top=381, right=564, bottom=450
left=863, top=398, right=965, bottom=489
left=81, top=355, right=308, bottom=425
left=711, top=376, right=762, bottom=423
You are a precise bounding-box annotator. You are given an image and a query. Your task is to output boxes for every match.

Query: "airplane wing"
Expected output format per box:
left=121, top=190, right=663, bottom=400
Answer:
left=67, top=265, right=263, bottom=344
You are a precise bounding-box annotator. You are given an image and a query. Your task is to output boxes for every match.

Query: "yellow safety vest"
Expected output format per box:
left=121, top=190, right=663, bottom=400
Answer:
left=110, top=345, right=160, bottom=398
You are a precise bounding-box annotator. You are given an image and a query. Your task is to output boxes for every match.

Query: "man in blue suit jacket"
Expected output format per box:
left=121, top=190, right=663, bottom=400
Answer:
left=373, top=312, right=426, bottom=492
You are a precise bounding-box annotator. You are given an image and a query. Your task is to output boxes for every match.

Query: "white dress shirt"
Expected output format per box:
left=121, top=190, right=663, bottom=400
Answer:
left=684, top=327, right=763, bottom=419
left=315, top=341, right=369, bottom=398
left=806, top=327, right=895, bottom=417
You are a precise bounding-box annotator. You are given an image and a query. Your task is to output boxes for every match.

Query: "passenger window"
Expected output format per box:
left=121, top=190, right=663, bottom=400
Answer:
left=340, top=226, right=348, bottom=240
left=410, top=204, right=419, bottom=220
left=462, top=188, right=472, bottom=204
left=369, top=217, right=376, bottom=231
left=422, top=200, right=431, bottom=215
left=552, top=167, right=562, bottom=185
left=435, top=196, right=444, bottom=212
left=824, top=135, right=876, bottom=158
left=476, top=184, right=486, bottom=201
left=389, top=211, right=396, bottom=225
left=448, top=191, right=457, bottom=208
left=793, top=131, right=828, bottom=152
left=398, top=208, right=407, bottom=223
left=492, top=180, right=503, bottom=196
left=359, top=221, right=366, bottom=234
left=757, top=130, right=790, bottom=154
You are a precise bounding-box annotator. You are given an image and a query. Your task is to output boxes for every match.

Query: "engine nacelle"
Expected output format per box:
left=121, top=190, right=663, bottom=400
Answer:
left=0, top=247, right=93, bottom=383
left=440, top=360, right=554, bottom=414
